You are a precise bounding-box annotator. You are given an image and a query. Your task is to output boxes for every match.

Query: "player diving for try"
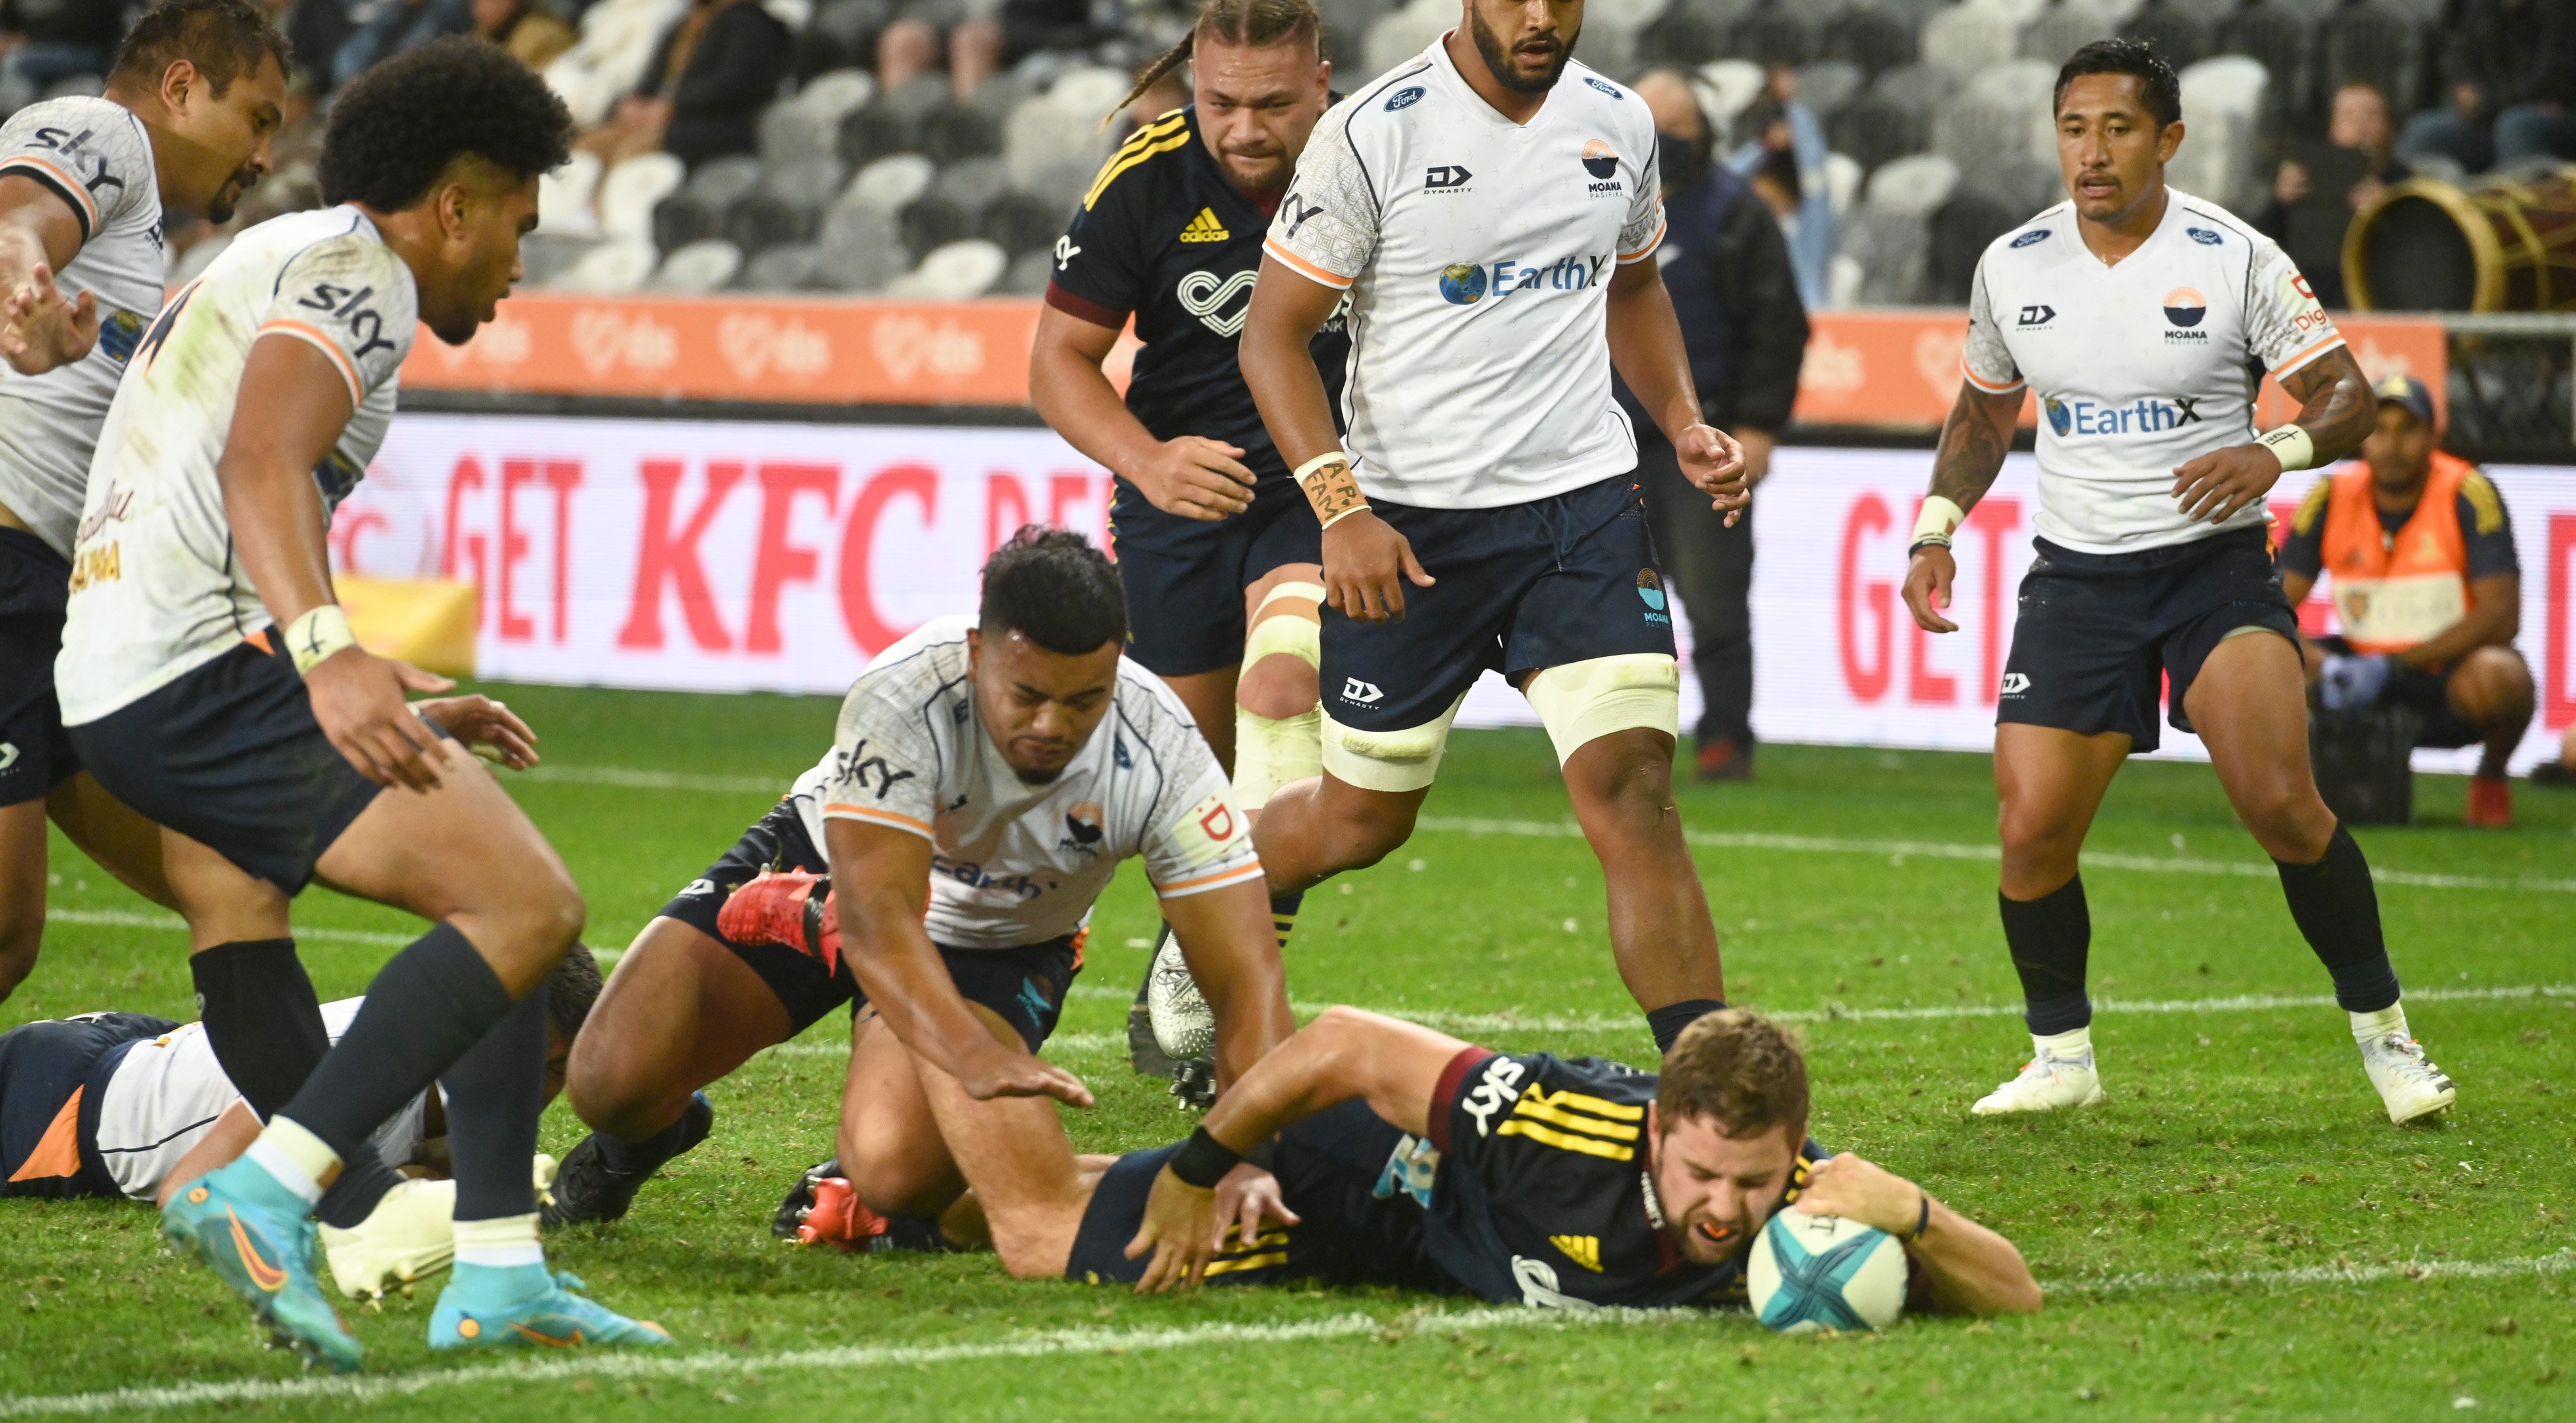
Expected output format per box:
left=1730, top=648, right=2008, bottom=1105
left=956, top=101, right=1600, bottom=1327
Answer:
left=1029, top=0, right=1345, bottom=1086
left=905, top=1000, right=2040, bottom=1315
left=0, top=0, right=291, bottom=1004
left=1899, top=40, right=2454, bottom=1124
left=556, top=529, right=1295, bottom=1244
left=57, top=38, right=663, bottom=1369
left=1235, top=0, right=1750, bottom=1057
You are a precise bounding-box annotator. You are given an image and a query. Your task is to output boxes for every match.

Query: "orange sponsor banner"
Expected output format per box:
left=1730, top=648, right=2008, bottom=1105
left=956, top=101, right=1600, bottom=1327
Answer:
left=404, top=294, right=2444, bottom=428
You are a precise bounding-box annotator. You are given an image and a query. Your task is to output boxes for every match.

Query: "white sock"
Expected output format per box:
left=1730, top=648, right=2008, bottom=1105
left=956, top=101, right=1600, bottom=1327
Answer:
left=243, top=1117, right=337, bottom=1207
left=2350, top=1002, right=2407, bottom=1044
left=452, top=1212, right=546, bottom=1270
left=2033, top=1025, right=2093, bottom=1061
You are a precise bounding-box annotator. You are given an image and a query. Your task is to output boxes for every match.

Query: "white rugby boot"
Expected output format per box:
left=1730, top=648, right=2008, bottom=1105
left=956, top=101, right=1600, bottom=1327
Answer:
left=1145, top=926, right=1216, bottom=1061
left=2353, top=1005, right=2456, bottom=1124
left=322, top=1176, right=457, bottom=1299
left=1970, top=1027, right=2105, bottom=1116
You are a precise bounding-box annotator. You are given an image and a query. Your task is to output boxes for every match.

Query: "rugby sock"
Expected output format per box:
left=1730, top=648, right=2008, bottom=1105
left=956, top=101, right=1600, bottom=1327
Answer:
left=452, top=1214, right=545, bottom=1270
left=2032, top=1024, right=2094, bottom=1063
left=1271, top=891, right=1303, bottom=954
left=2000, top=876, right=2092, bottom=1034
left=1648, top=998, right=1726, bottom=1054
left=243, top=1117, right=334, bottom=1206
left=884, top=1214, right=958, bottom=1252
left=594, top=1091, right=715, bottom=1176
left=439, top=985, right=548, bottom=1222
left=2275, top=823, right=2401, bottom=1013
left=2349, top=1002, right=2411, bottom=1044
left=277, top=921, right=518, bottom=1166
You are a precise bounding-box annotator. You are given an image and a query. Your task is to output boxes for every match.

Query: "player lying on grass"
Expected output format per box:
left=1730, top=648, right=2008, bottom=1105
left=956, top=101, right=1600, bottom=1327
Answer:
left=907, top=1002, right=2040, bottom=1314
left=54, top=38, right=662, bottom=1369
left=557, top=528, right=1295, bottom=1245
left=0, top=949, right=599, bottom=1298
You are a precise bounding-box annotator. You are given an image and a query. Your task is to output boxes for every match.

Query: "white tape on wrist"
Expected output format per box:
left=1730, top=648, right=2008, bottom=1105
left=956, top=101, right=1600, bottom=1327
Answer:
left=2255, top=424, right=2315, bottom=473
left=285, top=603, right=356, bottom=676
left=1292, top=449, right=1371, bottom=531
left=1910, top=495, right=1966, bottom=552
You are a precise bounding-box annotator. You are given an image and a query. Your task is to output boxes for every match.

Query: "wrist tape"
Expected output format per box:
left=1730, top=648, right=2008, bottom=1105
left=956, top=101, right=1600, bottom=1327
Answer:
left=1168, top=1125, right=1241, bottom=1189
left=2255, top=424, right=2315, bottom=472
left=1910, top=495, right=1966, bottom=552
left=1292, top=449, right=1370, bottom=531
left=285, top=604, right=356, bottom=677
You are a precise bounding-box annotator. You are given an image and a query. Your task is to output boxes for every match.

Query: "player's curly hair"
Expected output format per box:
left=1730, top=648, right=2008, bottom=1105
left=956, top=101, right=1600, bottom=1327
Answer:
left=111, top=0, right=291, bottom=99
left=319, top=35, right=573, bottom=211
left=2055, top=37, right=2182, bottom=132
left=1658, top=1010, right=1809, bottom=1142
left=981, top=526, right=1127, bottom=656
left=1110, top=0, right=1322, bottom=125
left=545, top=944, right=605, bottom=1044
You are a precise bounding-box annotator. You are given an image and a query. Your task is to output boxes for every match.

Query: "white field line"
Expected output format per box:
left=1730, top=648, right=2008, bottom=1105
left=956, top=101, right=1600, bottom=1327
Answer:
left=42, top=907, right=412, bottom=947
left=519, top=764, right=785, bottom=796
left=9, top=1252, right=2572, bottom=1417
left=755, top=983, right=2575, bottom=1058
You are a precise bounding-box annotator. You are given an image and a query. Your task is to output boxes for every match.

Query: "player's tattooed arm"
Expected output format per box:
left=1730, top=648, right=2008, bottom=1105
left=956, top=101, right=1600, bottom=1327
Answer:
left=2172, top=345, right=2371, bottom=524
left=1903, top=381, right=2022, bottom=634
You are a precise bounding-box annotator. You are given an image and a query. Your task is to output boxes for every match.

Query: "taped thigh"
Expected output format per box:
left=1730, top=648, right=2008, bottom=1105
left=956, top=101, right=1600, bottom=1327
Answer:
left=1242, top=582, right=1324, bottom=670
left=1319, top=692, right=1466, bottom=794
left=1523, top=654, right=1680, bottom=765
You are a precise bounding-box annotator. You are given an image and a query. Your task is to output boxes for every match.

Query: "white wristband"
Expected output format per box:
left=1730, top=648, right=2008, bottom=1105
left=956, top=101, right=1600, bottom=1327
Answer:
left=2255, top=424, right=2315, bottom=473
left=1911, top=495, right=1966, bottom=550
left=285, top=604, right=356, bottom=677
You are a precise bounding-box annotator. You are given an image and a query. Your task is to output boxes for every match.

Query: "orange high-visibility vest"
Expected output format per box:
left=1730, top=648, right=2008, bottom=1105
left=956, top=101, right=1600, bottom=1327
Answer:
left=2305, top=450, right=2499, bottom=655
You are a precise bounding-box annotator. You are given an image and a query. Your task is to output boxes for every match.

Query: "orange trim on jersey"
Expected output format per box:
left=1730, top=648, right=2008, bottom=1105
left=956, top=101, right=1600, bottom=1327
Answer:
left=1959, top=359, right=2025, bottom=395
left=1616, top=212, right=1668, bottom=264
left=0, top=154, right=99, bottom=231
left=257, top=321, right=363, bottom=406
left=820, top=802, right=935, bottom=838
left=1154, top=860, right=1266, bottom=897
left=5, top=1085, right=83, bottom=1182
left=1262, top=237, right=1354, bottom=290
left=2268, top=332, right=2346, bottom=379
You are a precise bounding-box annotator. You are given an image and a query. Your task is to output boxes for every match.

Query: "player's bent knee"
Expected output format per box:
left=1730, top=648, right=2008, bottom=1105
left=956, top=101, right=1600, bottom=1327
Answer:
left=1525, top=656, right=1680, bottom=767
left=1320, top=695, right=1463, bottom=794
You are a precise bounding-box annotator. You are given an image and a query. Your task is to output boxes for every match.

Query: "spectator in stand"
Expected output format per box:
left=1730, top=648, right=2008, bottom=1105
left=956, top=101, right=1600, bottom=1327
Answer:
left=334, top=0, right=474, bottom=88
left=1627, top=69, right=1811, bottom=782
left=476, top=0, right=573, bottom=69
left=580, top=0, right=790, bottom=169
left=1725, top=63, right=1833, bottom=313
left=2397, top=0, right=2576, bottom=173
left=0, top=0, right=127, bottom=97
left=878, top=1, right=1001, bottom=99
left=2278, top=377, right=2533, bottom=828
left=263, top=0, right=353, bottom=96
left=2258, top=82, right=2407, bottom=310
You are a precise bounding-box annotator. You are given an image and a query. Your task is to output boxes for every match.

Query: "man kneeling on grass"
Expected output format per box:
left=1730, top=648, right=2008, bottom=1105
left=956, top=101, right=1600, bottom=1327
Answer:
left=891, top=1004, right=2041, bottom=1314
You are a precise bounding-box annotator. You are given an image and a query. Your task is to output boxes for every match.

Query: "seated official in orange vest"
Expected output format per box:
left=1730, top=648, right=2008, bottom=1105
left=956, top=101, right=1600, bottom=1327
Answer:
left=2277, top=376, right=2532, bottom=828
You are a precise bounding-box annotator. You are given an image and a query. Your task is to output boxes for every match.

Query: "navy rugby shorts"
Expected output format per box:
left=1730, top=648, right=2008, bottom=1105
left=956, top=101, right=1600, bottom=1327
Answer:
left=0, top=527, right=79, bottom=807
left=1109, top=470, right=1322, bottom=678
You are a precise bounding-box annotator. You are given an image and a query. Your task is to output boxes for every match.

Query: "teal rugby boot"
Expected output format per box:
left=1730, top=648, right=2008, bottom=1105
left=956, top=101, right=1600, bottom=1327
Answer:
left=161, top=1159, right=362, bottom=1373
left=429, top=1262, right=673, bottom=1350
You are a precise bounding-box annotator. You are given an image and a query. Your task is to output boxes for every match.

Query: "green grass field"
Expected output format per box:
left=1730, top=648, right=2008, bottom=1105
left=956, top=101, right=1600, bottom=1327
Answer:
left=1, top=682, right=2570, bottom=1420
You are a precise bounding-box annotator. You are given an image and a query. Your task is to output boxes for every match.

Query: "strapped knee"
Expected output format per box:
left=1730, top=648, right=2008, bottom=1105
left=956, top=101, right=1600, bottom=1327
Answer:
left=1320, top=694, right=1464, bottom=793
left=1524, top=654, right=1681, bottom=765
left=1241, top=588, right=1321, bottom=672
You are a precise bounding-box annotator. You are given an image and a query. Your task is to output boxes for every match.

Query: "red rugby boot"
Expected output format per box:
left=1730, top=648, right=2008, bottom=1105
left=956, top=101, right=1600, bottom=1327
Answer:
left=717, top=870, right=839, bottom=973
left=2464, top=774, right=2513, bottom=828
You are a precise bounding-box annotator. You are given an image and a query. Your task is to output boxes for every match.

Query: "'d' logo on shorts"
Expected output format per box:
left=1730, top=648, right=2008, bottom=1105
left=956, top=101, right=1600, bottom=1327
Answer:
left=1341, top=678, right=1384, bottom=705
left=1999, top=673, right=2032, bottom=697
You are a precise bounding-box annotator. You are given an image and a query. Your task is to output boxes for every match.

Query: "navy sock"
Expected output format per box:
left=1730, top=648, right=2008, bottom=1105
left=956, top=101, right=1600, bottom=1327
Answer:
left=190, top=938, right=400, bottom=1225
left=883, top=1213, right=955, bottom=1252
left=281, top=922, right=518, bottom=1165
left=440, top=987, right=548, bottom=1221
left=595, top=1092, right=714, bottom=1177
left=1648, top=998, right=1727, bottom=1055
left=2002, top=876, right=2092, bottom=1035
left=2276, top=823, right=2401, bottom=1013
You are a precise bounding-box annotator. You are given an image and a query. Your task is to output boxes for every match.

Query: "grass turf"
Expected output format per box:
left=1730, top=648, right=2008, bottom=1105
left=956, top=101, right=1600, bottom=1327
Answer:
left=0, top=682, right=2569, bottom=1420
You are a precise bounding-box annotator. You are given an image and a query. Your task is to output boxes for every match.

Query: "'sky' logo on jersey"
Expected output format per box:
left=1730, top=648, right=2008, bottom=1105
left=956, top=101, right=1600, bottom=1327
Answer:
left=1424, top=164, right=1472, bottom=190
left=1460, top=1056, right=1526, bottom=1137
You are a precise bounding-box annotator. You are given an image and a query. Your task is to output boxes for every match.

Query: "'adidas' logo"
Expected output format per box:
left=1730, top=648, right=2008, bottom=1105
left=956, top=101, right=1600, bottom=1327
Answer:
left=1549, top=1234, right=1602, bottom=1272
left=1178, top=207, right=1231, bottom=243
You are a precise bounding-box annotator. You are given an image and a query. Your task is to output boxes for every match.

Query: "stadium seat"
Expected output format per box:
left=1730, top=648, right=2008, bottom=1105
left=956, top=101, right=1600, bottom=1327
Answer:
left=849, top=152, right=938, bottom=214
left=818, top=196, right=906, bottom=290
left=1822, top=6, right=1919, bottom=78
left=687, top=153, right=768, bottom=209
left=1695, top=58, right=1766, bottom=140
left=598, top=153, right=687, bottom=245
left=1822, top=149, right=1865, bottom=219
left=2019, top=1, right=2115, bottom=64
left=2119, top=0, right=2212, bottom=70
left=899, top=194, right=974, bottom=256
left=1366, top=0, right=1452, bottom=76
left=1874, top=59, right=1962, bottom=119
left=169, top=234, right=232, bottom=287
left=1965, top=154, right=2064, bottom=216
left=1792, top=60, right=1863, bottom=121
left=738, top=241, right=828, bottom=292
left=934, top=154, right=1010, bottom=215
left=1920, top=5, right=2020, bottom=79
left=651, top=239, right=747, bottom=294
left=1928, top=189, right=2020, bottom=300
left=1826, top=94, right=1927, bottom=174
left=764, top=154, right=849, bottom=208
left=543, top=0, right=691, bottom=128
left=1835, top=203, right=1934, bottom=304
left=978, top=190, right=1064, bottom=258
left=728, top=190, right=823, bottom=255
left=920, top=101, right=1003, bottom=164
left=2314, top=2, right=2424, bottom=118
left=2172, top=54, right=2269, bottom=207
left=516, top=233, right=596, bottom=290
left=1001, top=75, right=1117, bottom=195
left=554, top=239, right=659, bottom=294
left=890, top=238, right=1010, bottom=298
left=1726, top=5, right=1819, bottom=67
left=1866, top=150, right=1962, bottom=219
left=538, top=150, right=605, bottom=237
left=838, top=104, right=916, bottom=169
left=1934, top=58, right=2056, bottom=169
left=1002, top=248, right=1055, bottom=296
left=652, top=190, right=727, bottom=252
left=1969, top=0, right=2051, bottom=26
left=1636, top=9, right=1723, bottom=67
left=2214, top=3, right=2310, bottom=116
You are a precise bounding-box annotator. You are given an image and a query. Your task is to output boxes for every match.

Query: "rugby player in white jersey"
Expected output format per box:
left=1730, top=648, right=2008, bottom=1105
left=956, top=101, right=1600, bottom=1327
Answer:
left=557, top=529, right=1294, bottom=1241
left=0, top=0, right=288, bottom=1004
left=1235, top=0, right=1746, bottom=1056
left=1898, top=41, right=2453, bottom=1125
left=56, top=39, right=662, bottom=1368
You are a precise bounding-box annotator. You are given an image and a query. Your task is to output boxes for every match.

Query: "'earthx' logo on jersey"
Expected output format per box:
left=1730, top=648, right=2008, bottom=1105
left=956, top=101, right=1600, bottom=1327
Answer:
left=2162, top=287, right=2209, bottom=339
left=1580, top=139, right=1621, bottom=192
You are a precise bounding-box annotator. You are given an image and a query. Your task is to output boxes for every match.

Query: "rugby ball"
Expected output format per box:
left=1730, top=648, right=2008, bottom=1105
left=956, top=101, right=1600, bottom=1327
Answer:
left=1146, top=927, right=1215, bottom=1059
left=1745, top=1210, right=1908, bottom=1333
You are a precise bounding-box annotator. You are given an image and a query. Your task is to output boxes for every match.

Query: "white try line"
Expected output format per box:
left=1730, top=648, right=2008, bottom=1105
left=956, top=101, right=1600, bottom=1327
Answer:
left=754, top=983, right=2576, bottom=1059
left=9, top=1251, right=2571, bottom=1417
left=41, top=907, right=412, bottom=947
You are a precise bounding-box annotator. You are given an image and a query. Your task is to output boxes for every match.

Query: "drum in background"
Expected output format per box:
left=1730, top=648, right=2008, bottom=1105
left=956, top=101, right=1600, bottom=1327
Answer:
left=2344, top=166, right=2576, bottom=312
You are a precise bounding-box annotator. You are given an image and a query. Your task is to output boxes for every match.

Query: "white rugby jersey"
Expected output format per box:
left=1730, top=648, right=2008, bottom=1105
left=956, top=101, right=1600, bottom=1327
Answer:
left=0, top=97, right=167, bottom=557
left=93, top=999, right=429, bottom=1201
left=57, top=205, right=415, bottom=725
left=802, top=615, right=1262, bottom=949
left=1262, top=38, right=1667, bottom=510
left=1962, top=190, right=2344, bottom=554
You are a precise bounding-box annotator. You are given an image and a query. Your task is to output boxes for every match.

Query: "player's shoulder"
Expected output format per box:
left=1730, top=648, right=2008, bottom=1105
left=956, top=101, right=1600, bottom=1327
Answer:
left=1979, top=200, right=2074, bottom=270
left=841, top=615, right=973, bottom=730
left=0, top=93, right=138, bottom=148
left=1559, top=60, right=1654, bottom=137
left=0, top=96, right=151, bottom=229
left=1110, top=653, right=1215, bottom=767
left=1080, top=106, right=1196, bottom=213
left=2168, top=191, right=2284, bottom=264
left=1326, top=50, right=1441, bottom=150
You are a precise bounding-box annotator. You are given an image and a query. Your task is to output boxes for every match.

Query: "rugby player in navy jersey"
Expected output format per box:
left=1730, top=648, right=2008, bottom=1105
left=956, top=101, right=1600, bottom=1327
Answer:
left=1029, top=0, right=1345, bottom=1081
left=907, top=1005, right=2038, bottom=1314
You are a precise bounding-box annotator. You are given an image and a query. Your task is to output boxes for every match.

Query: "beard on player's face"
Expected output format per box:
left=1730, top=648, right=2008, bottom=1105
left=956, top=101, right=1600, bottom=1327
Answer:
left=204, top=163, right=260, bottom=225
left=1466, top=3, right=1578, bottom=94
left=1654, top=1114, right=1795, bottom=1265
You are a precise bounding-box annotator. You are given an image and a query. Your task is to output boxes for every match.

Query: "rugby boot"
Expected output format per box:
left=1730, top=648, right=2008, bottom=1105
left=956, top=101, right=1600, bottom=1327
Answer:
left=321, top=1176, right=456, bottom=1298
left=2360, top=1028, right=2456, bottom=1124
left=1969, top=1049, right=2104, bottom=1116
left=429, top=1263, right=671, bottom=1350
left=542, top=1093, right=714, bottom=1227
left=161, top=1159, right=362, bottom=1372
left=1127, top=925, right=1179, bottom=1078
left=2463, top=774, right=2513, bottom=828
left=1694, top=738, right=1753, bottom=782
left=718, top=869, right=837, bottom=972
left=795, top=1174, right=892, bottom=1251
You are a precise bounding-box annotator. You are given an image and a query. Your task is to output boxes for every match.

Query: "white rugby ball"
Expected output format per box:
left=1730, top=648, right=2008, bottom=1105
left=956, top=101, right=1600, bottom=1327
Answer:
left=1745, top=1209, right=1909, bottom=1333
left=1145, top=927, right=1215, bottom=1059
